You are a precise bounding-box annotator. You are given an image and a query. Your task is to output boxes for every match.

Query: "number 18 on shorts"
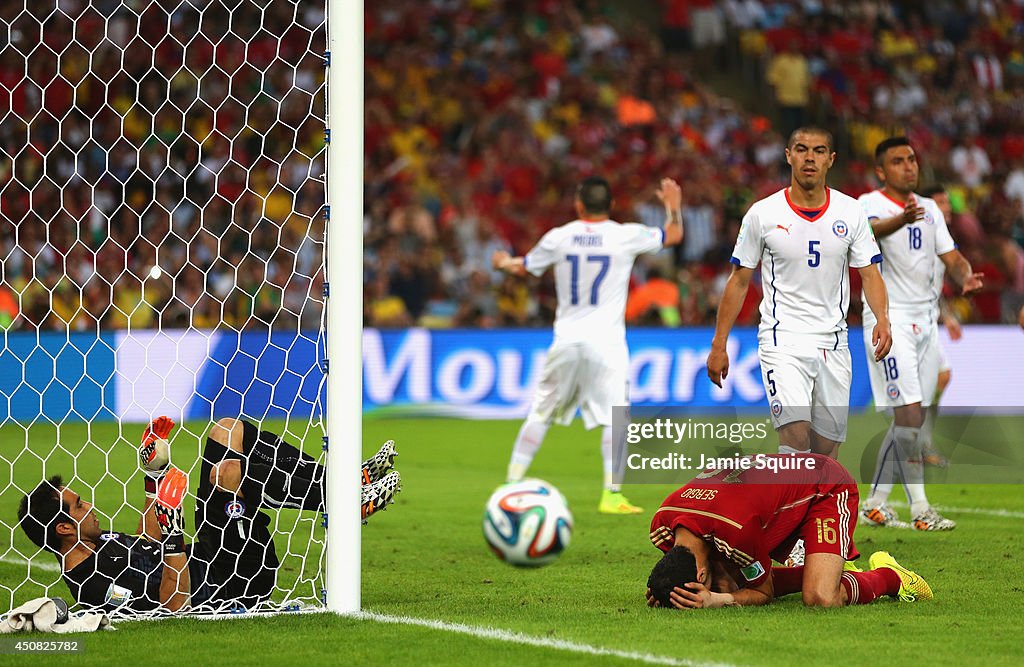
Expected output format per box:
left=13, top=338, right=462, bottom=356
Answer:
left=863, top=321, right=940, bottom=410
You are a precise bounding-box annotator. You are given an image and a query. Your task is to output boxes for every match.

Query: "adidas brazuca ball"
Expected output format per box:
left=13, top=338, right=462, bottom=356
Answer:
left=483, top=479, right=573, bottom=567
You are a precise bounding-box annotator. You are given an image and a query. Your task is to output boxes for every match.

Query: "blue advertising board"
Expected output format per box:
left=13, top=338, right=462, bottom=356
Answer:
left=2, top=326, right=1019, bottom=423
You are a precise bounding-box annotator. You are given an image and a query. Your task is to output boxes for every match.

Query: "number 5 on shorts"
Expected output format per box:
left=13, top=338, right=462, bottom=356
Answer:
left=766, top=369, right=777, bottom=397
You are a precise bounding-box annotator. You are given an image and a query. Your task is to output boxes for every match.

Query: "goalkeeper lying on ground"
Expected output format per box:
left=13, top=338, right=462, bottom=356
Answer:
left=17, top=417, right=401, bottom=613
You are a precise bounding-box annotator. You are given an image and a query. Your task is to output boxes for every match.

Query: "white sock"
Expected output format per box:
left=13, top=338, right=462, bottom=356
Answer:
left=778, top=444, right=806, bottom=455
left=892, top=425, right=929, bottom=515
left=920, top=404, right=938, bottom=455
left=601, top=426, right=621, bottom=492
left=507, top=420, right=549, bottom=482
left=866, top=422, right=898, bottom=506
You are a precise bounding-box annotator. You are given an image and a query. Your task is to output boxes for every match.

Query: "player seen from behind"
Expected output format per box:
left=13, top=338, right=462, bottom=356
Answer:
left=492, top=176, right=684, bottom=514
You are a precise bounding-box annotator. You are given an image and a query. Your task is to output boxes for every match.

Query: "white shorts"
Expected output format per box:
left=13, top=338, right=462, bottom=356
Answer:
left=758, top=344, right=852, bottom=442
left=863, top=320, right=940, bottom=409
left=527, top=341, right=628, bottom=430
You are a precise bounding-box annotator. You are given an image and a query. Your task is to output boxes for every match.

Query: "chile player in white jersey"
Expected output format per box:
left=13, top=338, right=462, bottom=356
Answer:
left=492, top=176, right=684, bottom=514
left=707, top=127, right=892, bottom=458
left=858, top=138, right=983, bottom=531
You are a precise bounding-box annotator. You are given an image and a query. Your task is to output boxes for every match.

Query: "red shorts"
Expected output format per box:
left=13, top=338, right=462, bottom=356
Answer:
left=798, top=484, right=859, bottom=560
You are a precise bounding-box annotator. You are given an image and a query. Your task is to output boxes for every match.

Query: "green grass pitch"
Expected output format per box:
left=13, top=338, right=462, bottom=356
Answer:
left=1, top=416, right=1022, bottom=666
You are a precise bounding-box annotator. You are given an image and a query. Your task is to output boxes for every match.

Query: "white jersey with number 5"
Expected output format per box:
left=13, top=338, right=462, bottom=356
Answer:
left=525, top=220, right=664, bottom=345
left=858, top=190, right=956, bottom=325
left=731, top=188, right=881, bottom=350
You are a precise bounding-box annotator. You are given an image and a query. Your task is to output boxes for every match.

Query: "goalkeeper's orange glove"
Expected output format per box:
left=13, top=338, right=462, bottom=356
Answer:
left=140, top=416, right=176, bottom=479
left=154, top=467, right=188, bottom=557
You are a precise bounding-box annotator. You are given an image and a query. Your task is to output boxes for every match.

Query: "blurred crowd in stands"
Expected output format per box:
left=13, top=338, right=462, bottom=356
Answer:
left=2, top=0, right=1024, bottom=332
left=1, top=0, right=327, bottom=331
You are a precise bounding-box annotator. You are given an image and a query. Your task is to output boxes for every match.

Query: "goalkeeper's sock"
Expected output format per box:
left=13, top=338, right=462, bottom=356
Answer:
left=866, top=422, right=899, bottom=506
left=507, top=420, right=548, bottom=482
left=840, top=569, right=901, bottom=605
left=892, top=425, right=929, bottom=516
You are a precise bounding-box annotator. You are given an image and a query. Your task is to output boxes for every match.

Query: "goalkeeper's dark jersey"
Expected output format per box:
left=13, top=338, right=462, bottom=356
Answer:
left=63, top=522, right=274, bottom=612
left=61, top=532, right=199, bottom=613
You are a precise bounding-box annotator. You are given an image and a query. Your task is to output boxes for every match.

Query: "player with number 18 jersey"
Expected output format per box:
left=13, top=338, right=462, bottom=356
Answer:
left=857, top=137, right=982, bottom=532
left=858, top=189, right=955, bottom=409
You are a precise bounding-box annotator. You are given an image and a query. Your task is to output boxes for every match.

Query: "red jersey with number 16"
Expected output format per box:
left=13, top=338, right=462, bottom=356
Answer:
left=649, top=454, right=859, bottom=587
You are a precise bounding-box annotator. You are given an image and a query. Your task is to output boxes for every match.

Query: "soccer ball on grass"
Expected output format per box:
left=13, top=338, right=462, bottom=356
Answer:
left=483, top=479, right=573, bottom=567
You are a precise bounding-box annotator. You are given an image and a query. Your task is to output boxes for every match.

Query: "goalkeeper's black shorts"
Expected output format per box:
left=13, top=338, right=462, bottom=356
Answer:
left=191, top=422, right=281, bottom=609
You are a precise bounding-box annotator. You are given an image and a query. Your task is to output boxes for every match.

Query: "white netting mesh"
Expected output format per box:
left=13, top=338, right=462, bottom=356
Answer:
left=0, top=0, right=329, bottom=617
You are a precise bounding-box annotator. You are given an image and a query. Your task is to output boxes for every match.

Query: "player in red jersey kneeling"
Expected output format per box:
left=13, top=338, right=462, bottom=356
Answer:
left=644, top=454, right=932, bottom=609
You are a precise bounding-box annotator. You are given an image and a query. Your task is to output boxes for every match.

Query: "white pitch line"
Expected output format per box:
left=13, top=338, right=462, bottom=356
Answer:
left=0, top=557, right=61, bottom=573
left=935, top=505, right=1024, bottom=519
left=887, top=501, right=1024, bottom=520
left=353, top=610, right=741, bottom=667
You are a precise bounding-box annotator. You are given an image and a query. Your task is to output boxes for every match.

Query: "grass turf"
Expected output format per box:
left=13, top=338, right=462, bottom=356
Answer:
left=1, top=416, right=1022, bottom=667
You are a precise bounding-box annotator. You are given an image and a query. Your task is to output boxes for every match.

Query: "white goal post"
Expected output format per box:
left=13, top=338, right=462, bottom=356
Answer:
left=324, top=0, right=363, bottom=614
left=0, top=0, right=362, bottom=618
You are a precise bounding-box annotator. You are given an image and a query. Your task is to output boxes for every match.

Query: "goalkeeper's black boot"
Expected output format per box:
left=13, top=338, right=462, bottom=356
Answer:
left=361, top=471, right=401, bottom=523
left=361, top=440, right=397, bottom=484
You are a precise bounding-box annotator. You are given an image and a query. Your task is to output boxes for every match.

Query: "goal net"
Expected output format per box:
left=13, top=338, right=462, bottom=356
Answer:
left=0, top=0, right=345, bottom=617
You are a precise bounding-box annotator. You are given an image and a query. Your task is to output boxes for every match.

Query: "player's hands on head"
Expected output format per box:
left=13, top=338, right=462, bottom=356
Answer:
left=656, top=178, right=682, bottom=211
left=961, top=272, right=984, bottom=295
left=669, top=582, right=721, bottom=609
left=871, top=321, right=893, bottom=361
left=706, top=347, right=730, bottom=388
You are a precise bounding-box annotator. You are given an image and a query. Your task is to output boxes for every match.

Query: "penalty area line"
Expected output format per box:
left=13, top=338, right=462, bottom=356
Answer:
left=353, top=610, right=741, bottom=667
